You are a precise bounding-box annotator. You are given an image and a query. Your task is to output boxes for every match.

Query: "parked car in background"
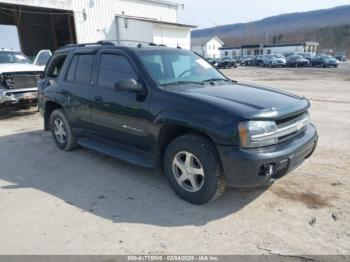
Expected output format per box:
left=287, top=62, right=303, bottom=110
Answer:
left=300, top=53, right=314, bottom=63
left=311, top=54, right=339, bottom=68
left=286, top=55, right=310, bottom=67
left=251, top=55, right=265, bottom=66
left=241, top=56, right=254, bottom=66
left=262, top=54, right=286, bottom=68
left=206, top=58, right=220, bottom=68
left=0, top=49, right=50, bottom=108
left=283, top=52, right=295, bottom=59
left=335, top=52, right=347, bottom=62
left=38, top=42, right=318, bottom=204
left=219, top=57, right=237, bottom=69
left=232, top=56, right=242, bottom=64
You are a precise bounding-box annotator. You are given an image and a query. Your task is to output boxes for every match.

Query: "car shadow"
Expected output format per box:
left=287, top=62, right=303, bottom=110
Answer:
left=0, top=130, right=269, bottom=227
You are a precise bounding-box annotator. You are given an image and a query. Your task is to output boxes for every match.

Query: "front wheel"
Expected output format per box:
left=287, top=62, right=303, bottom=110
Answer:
left=50, top=109, right=78, bottom=151
left=164, top=134, right=226, bottom=205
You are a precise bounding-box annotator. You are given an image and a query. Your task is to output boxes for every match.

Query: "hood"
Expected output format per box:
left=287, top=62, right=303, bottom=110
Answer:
left=170, top=83, right=309, bottom=120
left=0, top=63, right=44, bottom=74
left=324, top=58, right=338, bottom=63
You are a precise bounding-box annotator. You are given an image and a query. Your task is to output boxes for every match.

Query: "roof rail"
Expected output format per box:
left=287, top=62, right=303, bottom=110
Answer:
left=60, top=41, right=115, bottom=49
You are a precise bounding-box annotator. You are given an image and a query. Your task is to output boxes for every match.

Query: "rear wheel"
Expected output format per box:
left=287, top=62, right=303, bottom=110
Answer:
left=50, top=109, right=78, bottom=151
left=164, top=134, right=226, bottom=205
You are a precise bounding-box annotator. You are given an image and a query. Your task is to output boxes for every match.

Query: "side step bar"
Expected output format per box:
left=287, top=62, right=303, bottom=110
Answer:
left=77, top=137, right=155, bottom=168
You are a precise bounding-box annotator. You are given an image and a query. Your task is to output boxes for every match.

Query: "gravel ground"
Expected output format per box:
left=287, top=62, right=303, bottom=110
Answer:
left=0, top=63, right=349, bottom=256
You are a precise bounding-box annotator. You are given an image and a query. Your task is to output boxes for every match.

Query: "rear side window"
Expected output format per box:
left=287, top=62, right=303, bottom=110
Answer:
left=98, top=54, right=137, bottom=90
left=46, top=54, right=67, bottom=78
left=65, top=55, right=78, bottom=82
left=65, top=54, right=95, bottom=85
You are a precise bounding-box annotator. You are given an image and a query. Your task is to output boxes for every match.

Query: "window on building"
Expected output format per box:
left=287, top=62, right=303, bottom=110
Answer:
left=208, top=45, right=211, bottom=50
left=213, top=45, right=216, bottom=50
left=267, top=49, right=272, bottom=55
left=254, top=50, right=260, bottom=55
left=247, top=50, right=251, bottom=55
left=98, top=54, right=137, bottom=90
left=225, top=51, right=228, bottom=56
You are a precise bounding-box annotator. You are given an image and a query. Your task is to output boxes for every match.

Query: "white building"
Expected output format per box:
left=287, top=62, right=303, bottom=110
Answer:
left=192, top=36, right=224, bottom=59
left=0, top=0, right=196, bottom=57
left=220, top=42, right=319, bottom=57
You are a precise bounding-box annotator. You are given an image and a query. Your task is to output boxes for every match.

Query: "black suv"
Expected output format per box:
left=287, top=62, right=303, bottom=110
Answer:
left=38, top=42, right=318, bottom=205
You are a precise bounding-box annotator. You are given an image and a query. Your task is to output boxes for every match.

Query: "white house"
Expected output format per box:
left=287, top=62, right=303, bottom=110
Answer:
left=220, top=42, right=319, bottom=57
left=0, top=0, right=196, bottom=57
left=192, top=36, right=224, bottom=59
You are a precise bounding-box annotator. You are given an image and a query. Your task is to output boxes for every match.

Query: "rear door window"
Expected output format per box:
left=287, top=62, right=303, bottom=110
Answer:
left=64, top=54, right=95, bottom=85
left=65, top=55, right=78, bottom=82
left=75, top=54, right=95, bottom=85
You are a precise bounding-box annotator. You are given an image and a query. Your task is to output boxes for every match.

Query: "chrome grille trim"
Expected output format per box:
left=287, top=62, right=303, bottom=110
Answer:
left=251, top=113, right=309, bottom=142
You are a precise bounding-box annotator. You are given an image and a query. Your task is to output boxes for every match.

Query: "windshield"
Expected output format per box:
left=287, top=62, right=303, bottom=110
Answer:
left=291, top=55, right=303, bottom=59
left=137, top=49, right=227, bottom=86
left=0, top=51, right=32, bottom=64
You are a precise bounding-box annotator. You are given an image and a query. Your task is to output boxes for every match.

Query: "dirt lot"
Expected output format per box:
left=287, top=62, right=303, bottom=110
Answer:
left=0, top=63, right=349, bottom=256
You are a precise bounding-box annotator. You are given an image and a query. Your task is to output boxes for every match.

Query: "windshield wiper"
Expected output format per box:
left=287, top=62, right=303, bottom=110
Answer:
left=162, top=81, right=205, bottom=87
left=202, top=78, right=236, bottom=83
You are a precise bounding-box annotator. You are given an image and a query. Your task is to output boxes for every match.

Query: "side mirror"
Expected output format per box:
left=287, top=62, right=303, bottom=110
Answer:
left=114, top=79, right=143, bottom=92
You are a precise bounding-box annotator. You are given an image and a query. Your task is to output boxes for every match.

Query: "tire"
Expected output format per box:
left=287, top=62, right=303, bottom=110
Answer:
left=49, top=109, right=78, bottom=151
left=164, top=134, right=226, bottom=205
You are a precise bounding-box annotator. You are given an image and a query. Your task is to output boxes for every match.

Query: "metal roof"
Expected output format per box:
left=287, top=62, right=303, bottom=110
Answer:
left=144, top=0, right=181, bottom=7
left=116, top=15, right=196, bottom=28
left=191, top=36, right=224, bottom=46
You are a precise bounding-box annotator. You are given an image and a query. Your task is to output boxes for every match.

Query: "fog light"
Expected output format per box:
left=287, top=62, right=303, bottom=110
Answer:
left=258, top=164, right=275, bottom=176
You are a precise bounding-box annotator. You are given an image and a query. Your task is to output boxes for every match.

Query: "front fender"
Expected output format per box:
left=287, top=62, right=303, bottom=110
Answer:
left=153, top=109, right=237, bottom=145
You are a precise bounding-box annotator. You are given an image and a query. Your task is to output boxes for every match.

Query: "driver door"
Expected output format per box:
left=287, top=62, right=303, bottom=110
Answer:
left=89, top=50, right=152, bottom=151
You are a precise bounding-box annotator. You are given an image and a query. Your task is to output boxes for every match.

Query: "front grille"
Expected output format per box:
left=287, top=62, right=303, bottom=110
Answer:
left=276, top=112, right=309, bottom=142
left=251, top=112, right=309, bottom=144
left=1, top=72, right=41, bottom=90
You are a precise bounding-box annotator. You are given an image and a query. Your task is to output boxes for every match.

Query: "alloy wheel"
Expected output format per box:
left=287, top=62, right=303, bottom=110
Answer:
left=172, top=151, right=205, bottom=192
left=53, top=118, right=67, bottom=144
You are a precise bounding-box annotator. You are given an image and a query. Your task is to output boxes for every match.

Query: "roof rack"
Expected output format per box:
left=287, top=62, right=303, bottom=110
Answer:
left=60, top=40, right=174, bottom=50
left=61, top=41, right=115, bottom=49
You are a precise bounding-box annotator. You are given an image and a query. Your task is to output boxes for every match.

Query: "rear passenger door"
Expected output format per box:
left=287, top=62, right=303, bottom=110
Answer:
left=60, top=51, right=96, bottom=131
left=90, top=50, right=151, bottom=151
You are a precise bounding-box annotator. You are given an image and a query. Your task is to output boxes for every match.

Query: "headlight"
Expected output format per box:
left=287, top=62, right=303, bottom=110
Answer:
left=238, top=121, right=278, bottom=148
left=238, top=113, right=310, bottom=148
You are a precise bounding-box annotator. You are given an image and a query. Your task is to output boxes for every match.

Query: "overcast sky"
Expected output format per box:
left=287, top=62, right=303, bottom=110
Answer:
left=177, top=0, right=350, bottom=28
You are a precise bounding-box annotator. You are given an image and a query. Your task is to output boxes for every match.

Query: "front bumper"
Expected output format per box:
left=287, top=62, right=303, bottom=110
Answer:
left=217, top=124, right=318, bottom=188
left=0, top=87, right=38, bottom=105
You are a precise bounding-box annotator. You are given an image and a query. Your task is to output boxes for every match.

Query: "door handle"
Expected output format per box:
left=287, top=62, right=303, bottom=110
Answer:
left=94, top=96, right=103, bottom=102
